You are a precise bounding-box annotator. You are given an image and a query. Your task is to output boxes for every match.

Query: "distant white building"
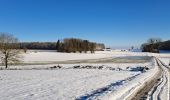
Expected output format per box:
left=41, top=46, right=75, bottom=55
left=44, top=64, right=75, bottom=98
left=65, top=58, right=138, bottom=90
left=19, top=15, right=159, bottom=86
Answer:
left=104, top=48, right=111, bottom=51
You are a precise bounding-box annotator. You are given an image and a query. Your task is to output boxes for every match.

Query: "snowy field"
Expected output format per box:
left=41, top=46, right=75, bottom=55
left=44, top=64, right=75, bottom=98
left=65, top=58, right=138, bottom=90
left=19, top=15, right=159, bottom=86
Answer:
left=14, top=50, right=168, bottom=63
left=0, top=51, right=169, bottom=100
left=22, top=51, right=114, bottom=63
left=22, top=50, right=153, bottom=64
left=0, top=69, right=140, bottom=100
left=0, top=61, right=158, bottom=100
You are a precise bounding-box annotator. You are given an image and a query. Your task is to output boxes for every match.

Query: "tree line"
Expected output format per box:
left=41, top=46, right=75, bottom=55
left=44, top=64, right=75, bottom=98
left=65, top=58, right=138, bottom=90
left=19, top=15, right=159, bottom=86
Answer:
left=19, top=42, right=57, bottom=50
left=140, top=38, right=170, bottom=53
left=19, top=38, right=105, bottom=53
left=56, top=38, right=105, bottom=53
left=158, top=40, right=170, bottom=50
left=141, top=38, right=161, bottom=53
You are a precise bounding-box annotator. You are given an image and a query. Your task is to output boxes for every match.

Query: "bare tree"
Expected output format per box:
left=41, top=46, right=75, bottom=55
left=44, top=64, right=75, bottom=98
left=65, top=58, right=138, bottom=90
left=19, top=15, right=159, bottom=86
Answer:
left=0, top=33, right=22, bottom=69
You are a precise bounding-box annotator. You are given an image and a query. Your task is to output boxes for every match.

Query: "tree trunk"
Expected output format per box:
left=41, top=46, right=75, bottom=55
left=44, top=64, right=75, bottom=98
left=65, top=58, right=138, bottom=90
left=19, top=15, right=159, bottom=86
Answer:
left=5, top=56, right=8, bottom=69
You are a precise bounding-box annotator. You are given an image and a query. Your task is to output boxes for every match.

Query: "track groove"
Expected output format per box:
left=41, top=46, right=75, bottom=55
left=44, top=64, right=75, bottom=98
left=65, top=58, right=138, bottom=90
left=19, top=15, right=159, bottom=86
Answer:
left=129, top=57, right=169, bottom=100
left=148, top=58, right=169, bottom=100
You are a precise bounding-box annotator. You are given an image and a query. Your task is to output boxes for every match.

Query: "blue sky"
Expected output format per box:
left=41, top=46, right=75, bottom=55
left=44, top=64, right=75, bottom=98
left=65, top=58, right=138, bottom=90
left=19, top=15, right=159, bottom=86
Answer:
left=0, top=0, right=170, bottom=48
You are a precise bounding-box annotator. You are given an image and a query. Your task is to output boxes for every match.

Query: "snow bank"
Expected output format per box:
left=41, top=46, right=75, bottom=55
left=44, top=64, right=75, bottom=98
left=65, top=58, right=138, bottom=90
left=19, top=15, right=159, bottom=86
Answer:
left=88, top=57, right=159, bottom=100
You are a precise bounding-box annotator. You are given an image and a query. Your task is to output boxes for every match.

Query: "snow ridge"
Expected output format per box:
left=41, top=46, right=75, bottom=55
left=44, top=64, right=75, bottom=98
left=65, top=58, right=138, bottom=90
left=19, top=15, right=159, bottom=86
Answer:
left=76, top=73, right=140, bottom=100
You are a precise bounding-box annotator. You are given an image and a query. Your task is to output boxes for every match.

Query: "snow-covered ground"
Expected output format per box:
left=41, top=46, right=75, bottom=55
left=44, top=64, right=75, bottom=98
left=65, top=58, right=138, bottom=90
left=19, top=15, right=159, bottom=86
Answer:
left=0, top=61, right=157, bottom=100
left=22, top=51, right=114, bottom=63
left=0, top=50, right=169, bottom=100
left=0, top=69, right=140, bottom=100
left=22, top=51, right=151, bottom=64
left=158, top=57, right=170, bottom=100
left=159, top=57, right=170, bottom=67
left=152, top=58, right=170, bottom=100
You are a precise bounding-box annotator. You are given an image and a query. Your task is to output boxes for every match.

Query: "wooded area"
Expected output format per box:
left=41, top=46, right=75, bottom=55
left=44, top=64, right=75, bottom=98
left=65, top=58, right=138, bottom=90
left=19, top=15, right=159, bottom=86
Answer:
left=141, top=38, right=170, bottom=53
left=158, top=40, right=170, bottom=50
left=19, top=38, right=105, bottom=53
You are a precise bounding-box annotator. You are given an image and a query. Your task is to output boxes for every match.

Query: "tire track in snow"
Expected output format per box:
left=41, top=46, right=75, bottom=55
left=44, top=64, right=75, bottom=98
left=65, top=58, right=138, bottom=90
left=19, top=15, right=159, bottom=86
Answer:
left=148, top=58, right=169, bottom=100
left=76, top=73, right=140, bottom=100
